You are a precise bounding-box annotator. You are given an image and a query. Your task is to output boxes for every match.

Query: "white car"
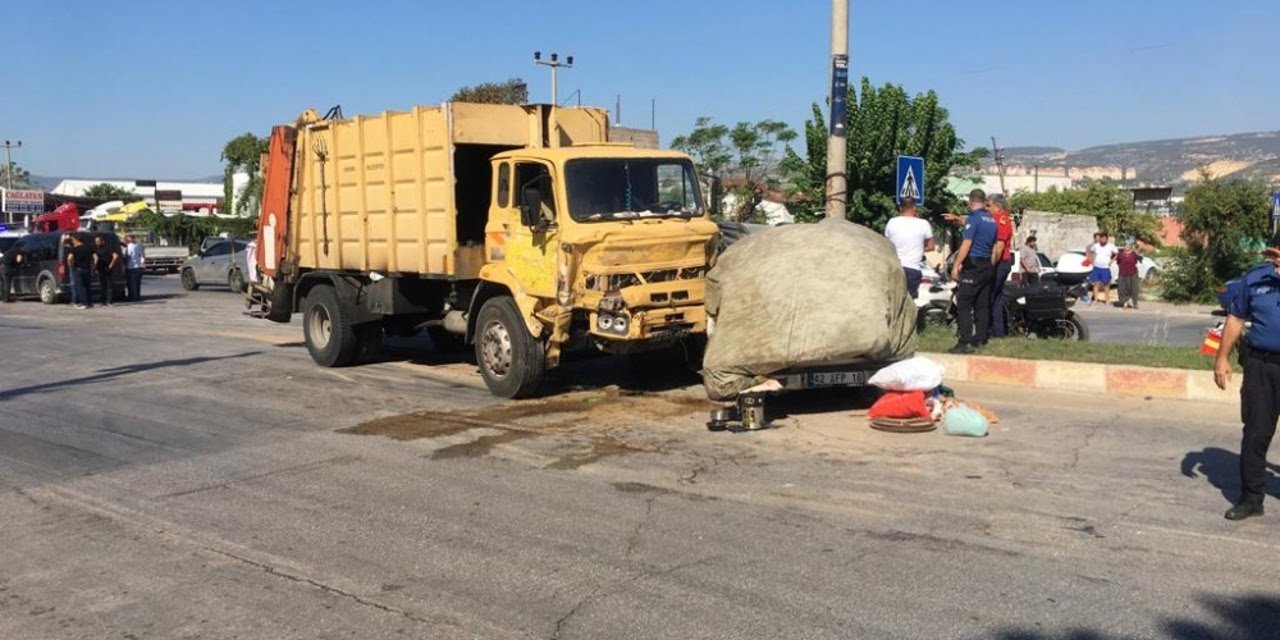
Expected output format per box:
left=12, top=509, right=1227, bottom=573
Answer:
left=1057, top=250, right=1160, bottom=284
left=1009, top=250, right=1057, bottom=283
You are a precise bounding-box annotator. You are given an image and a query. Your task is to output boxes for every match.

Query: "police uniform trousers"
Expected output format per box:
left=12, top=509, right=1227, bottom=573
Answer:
left=1239, top=347, right=1280, bottom=506
left=955, top=258, right=994, bottom=347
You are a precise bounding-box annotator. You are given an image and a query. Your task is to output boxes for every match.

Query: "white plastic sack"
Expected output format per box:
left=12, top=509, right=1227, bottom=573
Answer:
left=867, top=356, right=945, bottom=392
left=942, top=406, right=989, bottom=437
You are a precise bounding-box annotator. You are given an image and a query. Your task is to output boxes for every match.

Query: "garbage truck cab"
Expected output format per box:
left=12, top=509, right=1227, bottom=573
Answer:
left=251, top=102, right=718, bottom=398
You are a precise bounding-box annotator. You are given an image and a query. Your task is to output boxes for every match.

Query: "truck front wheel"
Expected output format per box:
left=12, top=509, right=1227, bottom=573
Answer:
left=475, top=296, right=545, bottom=398
left=303, top=285, right=360, bottom=367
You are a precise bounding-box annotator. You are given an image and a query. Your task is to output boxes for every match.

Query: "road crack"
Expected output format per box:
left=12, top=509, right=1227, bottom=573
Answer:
left=1068, top=424, right=1102, bottom=470
left=548, top=556, right=720, bottom=640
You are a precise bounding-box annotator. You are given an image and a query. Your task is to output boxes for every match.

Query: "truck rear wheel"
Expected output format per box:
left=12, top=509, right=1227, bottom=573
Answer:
left=475, top=296, right=545, bottom=398
left=303, top=285, right=360, bottom=367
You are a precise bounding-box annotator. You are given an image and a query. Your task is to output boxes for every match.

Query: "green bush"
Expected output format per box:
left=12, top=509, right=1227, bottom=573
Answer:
left=1161, top=174, right=1270, bottom=302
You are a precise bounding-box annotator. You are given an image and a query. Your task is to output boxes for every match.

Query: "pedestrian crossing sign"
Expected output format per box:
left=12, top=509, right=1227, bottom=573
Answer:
left=896, top=156, right=925, bottom=205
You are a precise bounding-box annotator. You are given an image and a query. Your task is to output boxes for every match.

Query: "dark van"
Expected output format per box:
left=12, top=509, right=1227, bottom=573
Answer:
left=0, top=232, right=126, bottom=304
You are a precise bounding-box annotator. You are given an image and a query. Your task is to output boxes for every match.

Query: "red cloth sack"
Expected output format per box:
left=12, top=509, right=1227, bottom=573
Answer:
left=867, top=390, right=930, bottom=420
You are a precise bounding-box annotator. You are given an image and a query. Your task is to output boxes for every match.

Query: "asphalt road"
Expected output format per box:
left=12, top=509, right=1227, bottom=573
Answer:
left=1074, top=303, right=1218, bottom=347
left=1, top=275, right=1277, bottom=639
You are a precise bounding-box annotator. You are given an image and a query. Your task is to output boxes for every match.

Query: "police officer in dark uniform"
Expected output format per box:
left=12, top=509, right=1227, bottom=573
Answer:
left=947, top=189, right=999, bottom=354
left=1215, top=233, right=1280, bottom=520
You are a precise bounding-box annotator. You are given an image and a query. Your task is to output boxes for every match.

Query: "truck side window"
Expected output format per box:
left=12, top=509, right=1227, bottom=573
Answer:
left=497, top=162, right=511, bottom=208
left=516, top=163, right=556, bottom=219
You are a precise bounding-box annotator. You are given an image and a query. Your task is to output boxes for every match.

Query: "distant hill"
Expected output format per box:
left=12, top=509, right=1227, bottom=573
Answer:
left=991, top=131, right=1280, bottom=186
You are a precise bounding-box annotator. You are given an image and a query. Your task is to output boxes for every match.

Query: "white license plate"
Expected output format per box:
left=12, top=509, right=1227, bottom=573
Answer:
left=803, top=370, right=868, bottom=388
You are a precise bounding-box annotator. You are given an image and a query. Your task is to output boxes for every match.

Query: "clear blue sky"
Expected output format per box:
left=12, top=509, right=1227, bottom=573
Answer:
left=5, top=0, right=1277, bottom=179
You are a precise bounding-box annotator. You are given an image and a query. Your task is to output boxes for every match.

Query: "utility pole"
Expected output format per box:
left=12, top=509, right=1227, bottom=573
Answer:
left=990, top=136, right=1007, bottom=195
left=650, top=98, right=656, bottom=131
left=824, top=0, right=849, bottom=220
left=2, top=140, right=22, bottom=190
left=533, top=51, right=573, bottom=105
left=616, top=95, right=622, bottom=125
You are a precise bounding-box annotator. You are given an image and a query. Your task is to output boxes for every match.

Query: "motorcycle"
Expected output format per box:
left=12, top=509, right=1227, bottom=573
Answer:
left=927, top=273, right=1090, bottom=341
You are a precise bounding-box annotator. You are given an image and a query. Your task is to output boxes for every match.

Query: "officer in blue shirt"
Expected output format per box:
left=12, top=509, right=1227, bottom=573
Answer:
left=1216, top=233, right=1280, bottom=520
left=947, top=189, right=999, bottom=353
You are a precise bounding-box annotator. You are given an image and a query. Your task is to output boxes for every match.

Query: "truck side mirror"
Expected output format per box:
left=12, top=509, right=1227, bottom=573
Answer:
left=520, top=187, right=545, bottom=229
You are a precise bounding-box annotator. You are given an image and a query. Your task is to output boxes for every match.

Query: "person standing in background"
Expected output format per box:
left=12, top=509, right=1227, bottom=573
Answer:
left=1087, top=232, right=1118, bottom=306
left=987, top=194, right=1015, bottom=337
left=123, top=235, right=145, bottom=302
left=1116, top=242, right=1141, bottom=309
left=883, top=196, right=935, bottom=300
left=1019, top=236, right=1042, bottom=285
left=92, top=235, right=118, bottom=306
left=948, top=189, right=999, bottom=354
left=67, top=235, right=94, bottom=309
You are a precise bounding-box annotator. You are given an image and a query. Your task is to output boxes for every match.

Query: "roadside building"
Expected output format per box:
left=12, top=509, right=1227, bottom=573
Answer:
left=50, top=173, right=251, bottom=215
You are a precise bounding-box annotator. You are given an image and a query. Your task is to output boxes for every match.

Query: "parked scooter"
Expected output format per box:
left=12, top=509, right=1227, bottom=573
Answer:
left=928, top=274, right=1090, bottom=341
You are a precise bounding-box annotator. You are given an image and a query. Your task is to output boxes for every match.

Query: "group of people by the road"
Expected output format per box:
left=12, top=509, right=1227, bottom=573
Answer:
left=1082, top=231, right=1143, bottom=310
left=63, top=233, right=145, bottom=309
left=885, top=188, right=1017, bottom=354
left=886, top=189, right=1150, bottom=354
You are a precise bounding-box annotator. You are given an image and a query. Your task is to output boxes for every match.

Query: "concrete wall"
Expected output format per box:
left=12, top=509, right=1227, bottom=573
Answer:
left=610, top=127, right=659, bottom=149
left=1017, top=210, right=1099, bottom=260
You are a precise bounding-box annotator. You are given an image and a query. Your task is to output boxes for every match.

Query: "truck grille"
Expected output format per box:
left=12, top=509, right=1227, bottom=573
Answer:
left=585, top=266, right=705, bottom=292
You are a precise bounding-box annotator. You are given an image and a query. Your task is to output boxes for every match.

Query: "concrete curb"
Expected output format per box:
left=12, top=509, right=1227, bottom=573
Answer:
left=921, top=352, right=1240, bottom=404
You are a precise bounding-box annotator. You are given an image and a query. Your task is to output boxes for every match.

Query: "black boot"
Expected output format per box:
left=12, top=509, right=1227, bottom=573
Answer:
left=1224, top=501, right=1264, bottom=521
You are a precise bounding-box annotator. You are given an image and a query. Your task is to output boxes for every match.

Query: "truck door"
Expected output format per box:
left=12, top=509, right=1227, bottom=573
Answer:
left=490, top=161, right=560, bottom=299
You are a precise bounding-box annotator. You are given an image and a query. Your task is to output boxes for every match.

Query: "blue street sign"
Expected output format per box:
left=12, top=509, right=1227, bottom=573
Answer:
left=1272, top=190, right=1280, bottom=221
left=896, top=156, right=925, bottom=205
left=829, top=55, right=849, bottom=137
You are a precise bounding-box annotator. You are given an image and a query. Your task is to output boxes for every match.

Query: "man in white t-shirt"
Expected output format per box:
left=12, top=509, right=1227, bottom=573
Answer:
left=1087, top=231, right=1118, bottom=306
left=883, top=197, right=935, bottom=299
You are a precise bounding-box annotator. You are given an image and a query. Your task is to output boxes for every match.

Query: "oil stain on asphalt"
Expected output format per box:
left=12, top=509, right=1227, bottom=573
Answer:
left=338, top=389, right=713, bottom=469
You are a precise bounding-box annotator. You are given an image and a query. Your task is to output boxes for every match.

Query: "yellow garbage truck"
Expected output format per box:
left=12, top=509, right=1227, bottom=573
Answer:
left=252, top=102, right=718, bottom=398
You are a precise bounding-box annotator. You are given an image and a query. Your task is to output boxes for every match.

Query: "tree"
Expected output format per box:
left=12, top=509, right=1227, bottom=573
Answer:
left=221, top=133, right=269, bottom=216
left=82, top=182, right=138, bottom=200
left=780, top=78, right=978, bottom=227
left=1009, top=180, right=1161, bottom=245
left=672, top=118, right=796, bottom=222
left=450, top=78, right=529, bottom=105
left=1161, top=173, right=1271, bottom=302
left=0, top=161, right=36, bottom=189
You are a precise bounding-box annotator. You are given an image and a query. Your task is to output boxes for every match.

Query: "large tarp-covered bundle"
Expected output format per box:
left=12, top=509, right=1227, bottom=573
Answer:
left=703, top=219, right=917, bottom=401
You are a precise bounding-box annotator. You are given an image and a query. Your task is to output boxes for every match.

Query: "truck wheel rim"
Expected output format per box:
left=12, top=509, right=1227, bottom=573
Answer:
left=481, top=321, right=512, bottom=379
left=309, top=306, right=332, bottom=348
left=40, top=282, right=53, bottom=303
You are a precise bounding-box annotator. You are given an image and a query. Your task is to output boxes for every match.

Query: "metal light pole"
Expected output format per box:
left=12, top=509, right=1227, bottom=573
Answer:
left=533, top=51, right=574, bottom=105
left=2, top=140, right=21, bottom=190
left=825, top=0, right=849, bottom=220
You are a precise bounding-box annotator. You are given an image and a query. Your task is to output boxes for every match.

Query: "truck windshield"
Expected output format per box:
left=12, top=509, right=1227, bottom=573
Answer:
left=565, top=158, right=702, bottom=222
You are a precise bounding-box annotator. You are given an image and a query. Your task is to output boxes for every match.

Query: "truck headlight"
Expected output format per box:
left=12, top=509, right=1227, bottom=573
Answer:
left=612, top=315, right=629, bottom=333
left=597, top=313, right=612, bottom=330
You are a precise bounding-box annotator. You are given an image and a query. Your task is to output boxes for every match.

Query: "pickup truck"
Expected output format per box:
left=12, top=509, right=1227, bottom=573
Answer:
left=143, top=245, right=190, bottom=273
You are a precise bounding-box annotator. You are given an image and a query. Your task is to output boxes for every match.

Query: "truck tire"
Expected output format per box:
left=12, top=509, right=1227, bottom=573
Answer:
left=229, top=268, right=246, bottom=293
left=181, top=268, right=199, bottom=291
left=303, top=285, right=360, bottom=367
left=475, top=296, right=545, bottom=398
left=0, top=273, right=11, bottom=303
left=38, top=276, right=58, bottom=305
